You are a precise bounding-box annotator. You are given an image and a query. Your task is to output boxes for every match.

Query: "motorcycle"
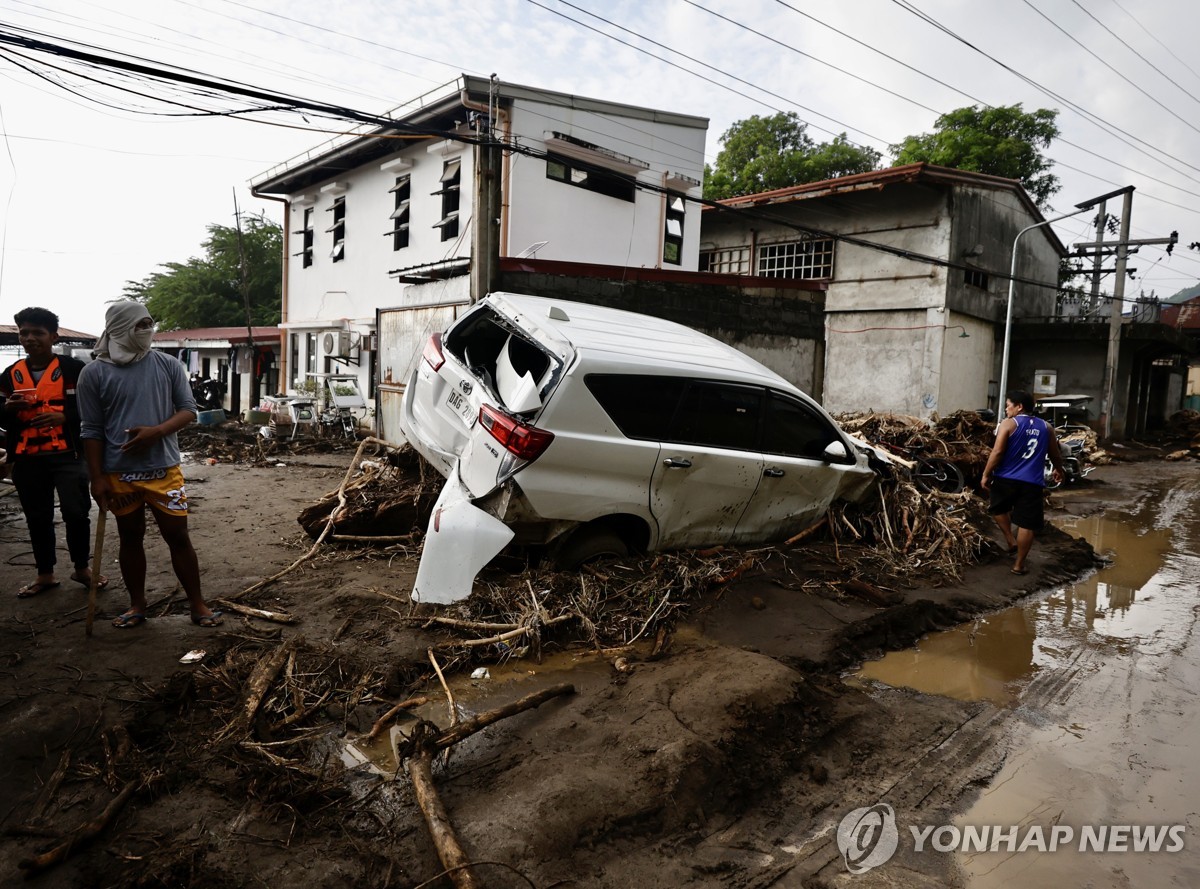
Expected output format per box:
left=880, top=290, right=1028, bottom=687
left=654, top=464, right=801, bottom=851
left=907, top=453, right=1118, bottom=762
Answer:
left=189, top=374, right=225, bottom=412
left=1044, top=435, right=1091, bottom=489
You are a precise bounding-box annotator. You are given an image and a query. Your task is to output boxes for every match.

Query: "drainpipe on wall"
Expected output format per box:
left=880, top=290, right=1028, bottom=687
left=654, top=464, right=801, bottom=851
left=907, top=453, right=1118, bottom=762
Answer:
left=250, top=189, right=289, bottom=398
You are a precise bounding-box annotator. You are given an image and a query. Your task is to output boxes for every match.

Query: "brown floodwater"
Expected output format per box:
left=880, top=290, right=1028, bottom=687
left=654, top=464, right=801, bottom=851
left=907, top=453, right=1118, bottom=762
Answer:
left=852, top=466, right=1200, bottom=887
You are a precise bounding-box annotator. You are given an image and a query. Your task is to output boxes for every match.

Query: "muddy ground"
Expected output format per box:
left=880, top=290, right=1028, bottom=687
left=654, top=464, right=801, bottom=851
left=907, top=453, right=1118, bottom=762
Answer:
left=0, top=438, right=1170, bottom=888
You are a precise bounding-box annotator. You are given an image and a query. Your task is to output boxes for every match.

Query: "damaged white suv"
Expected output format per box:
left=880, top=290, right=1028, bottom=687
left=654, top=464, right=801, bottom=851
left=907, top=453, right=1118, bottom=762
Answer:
left=399, top=292, right=876, bottom=603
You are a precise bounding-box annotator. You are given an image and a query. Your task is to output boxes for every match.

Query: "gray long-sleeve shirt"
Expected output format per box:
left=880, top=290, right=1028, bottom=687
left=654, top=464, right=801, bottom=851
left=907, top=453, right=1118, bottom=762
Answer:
left=77, top=351, right=197, bottom=473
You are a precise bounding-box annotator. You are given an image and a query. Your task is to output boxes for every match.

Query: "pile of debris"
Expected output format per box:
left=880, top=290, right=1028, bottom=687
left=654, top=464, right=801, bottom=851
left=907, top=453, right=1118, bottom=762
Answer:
left=837, top=409, right=996, bottom=485
left=179, top=423, right=365, bottom=465
left=274, top=433, right=991, bottom=665
left=1158, top=409, right=1200, bottom=461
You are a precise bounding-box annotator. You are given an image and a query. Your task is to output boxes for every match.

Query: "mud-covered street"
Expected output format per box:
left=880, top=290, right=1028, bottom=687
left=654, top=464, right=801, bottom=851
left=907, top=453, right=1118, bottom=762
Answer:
left=0, top=449, right=1195, bottom=888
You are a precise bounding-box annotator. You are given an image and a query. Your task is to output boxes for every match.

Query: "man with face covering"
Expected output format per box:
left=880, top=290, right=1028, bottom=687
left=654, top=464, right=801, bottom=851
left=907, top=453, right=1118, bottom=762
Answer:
left=77, top=301, right=222, bottom=629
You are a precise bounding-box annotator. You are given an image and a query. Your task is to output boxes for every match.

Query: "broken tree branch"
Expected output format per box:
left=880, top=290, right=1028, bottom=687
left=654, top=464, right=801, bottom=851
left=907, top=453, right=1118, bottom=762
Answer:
left=366, top=695, right=430, bottom=741
left=406, top=723, right=481, bottom=889
left=230, top=437, right=402, bottom=600
left=213, top=599, right=299, bottom=625
left=433, top=683, right=575, bottom=751
left=17, top=779, right=137, bottom=877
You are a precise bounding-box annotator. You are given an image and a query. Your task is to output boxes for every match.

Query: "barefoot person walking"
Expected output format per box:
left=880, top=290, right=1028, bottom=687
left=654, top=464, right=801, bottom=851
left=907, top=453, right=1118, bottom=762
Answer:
left=981, top=390, right=1064, bottom=575
left=0, top=307, right=106, bottom=597
left=77, top=301, right=221, bottom=629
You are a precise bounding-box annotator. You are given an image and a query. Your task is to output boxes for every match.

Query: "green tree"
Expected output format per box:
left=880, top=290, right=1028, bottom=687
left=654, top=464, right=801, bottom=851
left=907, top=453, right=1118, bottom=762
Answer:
left=703, top=112, right=881, bottom=200
left=122, top=213, right=282, bottom=329
left=890, top=104, right=1061, bottom=208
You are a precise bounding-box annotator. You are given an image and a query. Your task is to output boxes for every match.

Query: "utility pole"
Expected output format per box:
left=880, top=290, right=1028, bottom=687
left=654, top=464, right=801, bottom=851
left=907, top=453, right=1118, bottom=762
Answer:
left=1071, top=189, right=1178, bottom=438
left=469, top=76, right=502, bottom=305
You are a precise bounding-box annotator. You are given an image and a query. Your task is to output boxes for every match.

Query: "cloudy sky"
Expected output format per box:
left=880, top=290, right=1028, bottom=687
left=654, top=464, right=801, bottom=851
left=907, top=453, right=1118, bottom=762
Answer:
left=0, top=0, right=1197, bottom=334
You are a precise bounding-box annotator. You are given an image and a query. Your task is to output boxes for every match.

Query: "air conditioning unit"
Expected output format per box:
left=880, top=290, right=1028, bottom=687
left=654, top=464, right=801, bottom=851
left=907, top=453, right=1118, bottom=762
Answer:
left=322, top=331, right=350, bottom=356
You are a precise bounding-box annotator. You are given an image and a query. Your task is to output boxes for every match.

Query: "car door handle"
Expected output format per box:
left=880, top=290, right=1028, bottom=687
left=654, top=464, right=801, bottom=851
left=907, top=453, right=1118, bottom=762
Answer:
left=764, top=468, right=785, bottom=478
left=662, top=457, right=692, bottom=469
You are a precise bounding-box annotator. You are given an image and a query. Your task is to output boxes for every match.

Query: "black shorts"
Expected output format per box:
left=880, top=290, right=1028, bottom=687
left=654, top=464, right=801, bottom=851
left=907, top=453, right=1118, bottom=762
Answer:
left=988, top=477, right=1045, bottom=532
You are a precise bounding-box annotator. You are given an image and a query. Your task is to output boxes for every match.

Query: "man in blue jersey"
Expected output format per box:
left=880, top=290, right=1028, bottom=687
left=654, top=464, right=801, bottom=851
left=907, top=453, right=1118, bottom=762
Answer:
left=981, top=390, right=1064, bottom=575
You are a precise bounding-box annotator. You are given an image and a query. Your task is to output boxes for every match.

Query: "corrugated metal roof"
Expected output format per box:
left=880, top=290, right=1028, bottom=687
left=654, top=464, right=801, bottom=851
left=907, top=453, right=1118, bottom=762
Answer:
left=151, top=326, right=281, bottom=345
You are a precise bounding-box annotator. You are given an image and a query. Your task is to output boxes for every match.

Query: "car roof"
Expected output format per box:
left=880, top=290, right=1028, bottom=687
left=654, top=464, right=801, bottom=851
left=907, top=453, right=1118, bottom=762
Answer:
left=486, top=292, right=794, bottom=390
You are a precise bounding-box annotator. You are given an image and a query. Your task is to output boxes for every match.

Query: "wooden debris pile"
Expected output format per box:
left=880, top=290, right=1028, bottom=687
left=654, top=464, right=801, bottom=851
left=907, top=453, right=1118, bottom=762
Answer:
left=836, top=409, right=994, bottom=484
left=414, top=548, right=765, bottom=660
left=297, top=442, right=440, bottom=541
left=1157, top=409, right=1200, bottom=461
left=179, top=423, right=363, bottom=465
left=829, top=478, right=989, bottom=583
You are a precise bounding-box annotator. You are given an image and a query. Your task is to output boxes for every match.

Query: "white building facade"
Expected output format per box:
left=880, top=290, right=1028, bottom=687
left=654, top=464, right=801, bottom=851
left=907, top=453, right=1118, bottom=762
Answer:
left=251, top=75, right=707, bottom=414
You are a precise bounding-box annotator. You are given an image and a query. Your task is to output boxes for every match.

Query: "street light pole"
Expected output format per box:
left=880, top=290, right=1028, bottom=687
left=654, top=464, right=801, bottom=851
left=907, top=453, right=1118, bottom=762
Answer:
left=996, top=186, right=1134, bottom=416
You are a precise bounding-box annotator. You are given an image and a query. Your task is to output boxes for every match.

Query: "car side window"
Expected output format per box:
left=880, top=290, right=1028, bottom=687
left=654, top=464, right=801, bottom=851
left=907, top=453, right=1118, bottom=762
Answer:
left=584, top=375, right=687, bottom=440
left=669, top=382, right=763, bottom=451
left=763, top=391, right=843, bottom=460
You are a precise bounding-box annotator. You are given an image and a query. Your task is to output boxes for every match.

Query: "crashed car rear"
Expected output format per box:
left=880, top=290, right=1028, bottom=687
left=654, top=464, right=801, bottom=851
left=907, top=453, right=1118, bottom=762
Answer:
left=399, top=293, right=877, bottom=603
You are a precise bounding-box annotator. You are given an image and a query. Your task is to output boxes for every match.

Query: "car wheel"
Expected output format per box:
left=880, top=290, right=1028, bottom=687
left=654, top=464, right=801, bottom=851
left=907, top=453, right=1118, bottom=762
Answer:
left=553, top=526, right=629, bottom=570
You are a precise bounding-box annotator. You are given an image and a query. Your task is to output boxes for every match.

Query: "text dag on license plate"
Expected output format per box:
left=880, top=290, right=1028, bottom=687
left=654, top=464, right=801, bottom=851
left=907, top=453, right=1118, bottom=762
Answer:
left=445, top=388, right=475, bottom=426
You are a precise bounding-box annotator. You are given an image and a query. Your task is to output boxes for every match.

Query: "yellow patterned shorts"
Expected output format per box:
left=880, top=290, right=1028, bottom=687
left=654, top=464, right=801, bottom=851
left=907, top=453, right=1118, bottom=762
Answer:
left=105, top=465, right=189, bottom=517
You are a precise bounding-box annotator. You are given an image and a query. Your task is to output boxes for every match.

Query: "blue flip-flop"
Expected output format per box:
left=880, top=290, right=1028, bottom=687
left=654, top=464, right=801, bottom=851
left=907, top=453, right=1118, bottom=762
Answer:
left=190, top=610, right=223, bottom=628
left=112, top=611, right=147, bottom=629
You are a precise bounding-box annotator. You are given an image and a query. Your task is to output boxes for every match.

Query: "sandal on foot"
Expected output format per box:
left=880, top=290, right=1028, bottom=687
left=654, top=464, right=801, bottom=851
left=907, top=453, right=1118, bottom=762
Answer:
left=70, top=572, right=109, bottom=591
left=190, top=611, right=223, bottom=628
left=112, top=611, right=147, bottom=629
left=17, top=581, right=61, bottom=598
left=1010, top=567, right=1029, bottom=576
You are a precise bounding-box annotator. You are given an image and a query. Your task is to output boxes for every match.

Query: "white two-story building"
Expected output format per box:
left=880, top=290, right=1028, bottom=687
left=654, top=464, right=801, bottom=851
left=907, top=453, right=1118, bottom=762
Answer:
left=250, top=75, right=707, bottom=418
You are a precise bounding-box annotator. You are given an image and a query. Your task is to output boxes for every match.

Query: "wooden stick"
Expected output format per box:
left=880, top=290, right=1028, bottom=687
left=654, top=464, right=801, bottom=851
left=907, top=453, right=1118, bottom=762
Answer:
left=402, top=685, right=575, bottom=889
left=17, top=779, right=137, bottom=876
left=450, top=614, right=574, bottom=649
left=428, top=649, right=457, bottom=728
left=784, top=513, right=828, bottom=546
left=433, top=683, right=575, bottom=751
left=229, top=438, right=402, bottom=601
left=86, top=510, right=107, bottom=637
left=331, top=533, right=415, bottom=543
left=213, top=599, right=299, bottom=625
left=366, top=695, right=430, bottom=741
left=406, top=724, right=481, bottom=889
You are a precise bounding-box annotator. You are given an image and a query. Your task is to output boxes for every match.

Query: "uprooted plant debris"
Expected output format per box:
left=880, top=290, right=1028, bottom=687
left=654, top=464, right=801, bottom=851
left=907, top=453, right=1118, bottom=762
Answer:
left=179, top=422, right=365, bottom=465
left=273, top=432, right=994, bottom=665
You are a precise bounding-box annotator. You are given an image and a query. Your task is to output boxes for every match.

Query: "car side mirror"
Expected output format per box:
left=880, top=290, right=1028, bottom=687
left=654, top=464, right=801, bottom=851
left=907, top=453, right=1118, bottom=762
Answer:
left=823, top=440, right=849, bottom=462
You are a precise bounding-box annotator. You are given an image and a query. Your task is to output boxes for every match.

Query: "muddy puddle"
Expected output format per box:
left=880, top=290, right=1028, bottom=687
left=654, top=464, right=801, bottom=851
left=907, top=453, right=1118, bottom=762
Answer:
left=342, top=648, right=618, bottom=775
left=853, top=469, right=1200, bottom=887
left=850, top=501, right=1182, bottom=706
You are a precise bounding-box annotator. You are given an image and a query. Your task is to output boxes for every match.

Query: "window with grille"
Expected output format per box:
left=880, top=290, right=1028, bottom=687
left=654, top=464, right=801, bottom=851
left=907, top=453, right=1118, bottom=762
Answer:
left=387, top=175, right=410, bottom=251
left=433, top=160, right=460, bottom=242
left=699, top=246, right=751, bottom=275
left=663, top=195, right=685, bottom=265
left=756, top=239, right=835, bottom=279
left=964, top=268, right=989, bottom=290
left=326, top=197, right=346, bottom=262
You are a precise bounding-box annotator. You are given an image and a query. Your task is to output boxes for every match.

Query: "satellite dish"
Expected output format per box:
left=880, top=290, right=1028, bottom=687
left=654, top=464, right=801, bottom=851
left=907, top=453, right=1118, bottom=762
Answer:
left=515, top=240, right=549, bottom=258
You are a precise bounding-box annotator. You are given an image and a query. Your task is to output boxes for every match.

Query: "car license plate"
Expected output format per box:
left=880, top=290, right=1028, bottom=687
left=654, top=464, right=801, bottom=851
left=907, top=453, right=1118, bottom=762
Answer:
left=445, top=388, right=476, bottom=426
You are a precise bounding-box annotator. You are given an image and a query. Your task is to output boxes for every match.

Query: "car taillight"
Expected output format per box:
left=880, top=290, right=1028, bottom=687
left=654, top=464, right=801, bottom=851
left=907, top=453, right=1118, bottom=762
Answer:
left=479, top=405, right=554, bottom=461
left=422, top=332, right=445, bottom=371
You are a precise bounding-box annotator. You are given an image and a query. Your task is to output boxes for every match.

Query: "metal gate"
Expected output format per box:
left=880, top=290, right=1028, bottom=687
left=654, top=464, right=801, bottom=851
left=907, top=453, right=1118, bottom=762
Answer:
left=375, top=302, right=468, bottom=443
